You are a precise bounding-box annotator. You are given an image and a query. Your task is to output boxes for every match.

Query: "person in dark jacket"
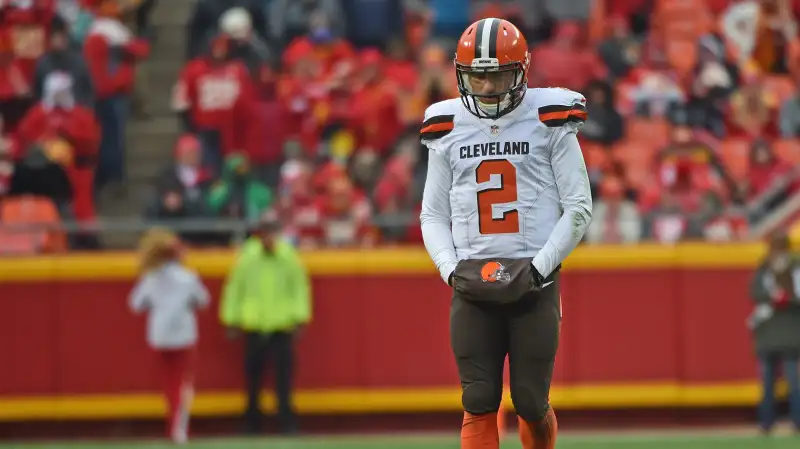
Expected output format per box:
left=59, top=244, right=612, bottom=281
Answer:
left=581, top=79, right=624, bottom=146
left=748, top=232, right=800, bottom=434
left=186, top=0, right=269, bottom=60
left=34, top=15, right=94, bottom=107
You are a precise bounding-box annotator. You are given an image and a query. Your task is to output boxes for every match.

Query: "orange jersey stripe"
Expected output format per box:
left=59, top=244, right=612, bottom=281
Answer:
left=420, top=121, right=455, bottom=134
left=539, top=109, right=587, bottom=123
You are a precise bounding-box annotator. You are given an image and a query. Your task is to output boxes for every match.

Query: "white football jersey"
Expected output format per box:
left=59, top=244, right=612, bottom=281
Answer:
left=419, top=88, right=593, bottom=284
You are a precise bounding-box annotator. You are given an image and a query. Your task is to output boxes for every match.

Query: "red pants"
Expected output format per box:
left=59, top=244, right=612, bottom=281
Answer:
left=157, top=347, right=195, bottom=441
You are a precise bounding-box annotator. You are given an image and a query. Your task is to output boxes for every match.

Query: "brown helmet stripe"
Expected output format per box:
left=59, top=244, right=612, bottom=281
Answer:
left=474, top=19, right=486, bottom=60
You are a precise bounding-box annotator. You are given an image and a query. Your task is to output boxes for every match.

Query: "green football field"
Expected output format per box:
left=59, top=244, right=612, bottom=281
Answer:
left=0, top=432, right=798, bottom=449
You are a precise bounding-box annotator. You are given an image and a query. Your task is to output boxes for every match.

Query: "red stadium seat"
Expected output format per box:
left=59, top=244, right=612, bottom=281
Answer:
left=719, top=139, right=750, bottom=182
left=0, top=196, right=67, bottom=253
left=773, top=139, right=800, bottom=165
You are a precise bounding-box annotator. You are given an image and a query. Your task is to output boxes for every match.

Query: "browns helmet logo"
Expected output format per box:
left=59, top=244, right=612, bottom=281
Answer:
left=481, top=261, right=511, bottom=283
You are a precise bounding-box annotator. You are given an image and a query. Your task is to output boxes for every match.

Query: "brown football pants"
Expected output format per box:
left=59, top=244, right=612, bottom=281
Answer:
left=450, top=274, right=561, bottom=422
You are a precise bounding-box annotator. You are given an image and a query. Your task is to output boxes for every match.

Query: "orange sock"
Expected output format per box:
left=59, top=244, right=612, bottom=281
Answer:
left=498, top=406, right=507, bottom=439
left=461, top=412, right=500, bottom=449
left=518, top=407, right=557, bottom=449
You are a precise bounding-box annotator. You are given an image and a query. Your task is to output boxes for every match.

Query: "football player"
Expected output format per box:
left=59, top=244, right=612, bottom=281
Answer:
left=419, top=18, right=593, bottom=449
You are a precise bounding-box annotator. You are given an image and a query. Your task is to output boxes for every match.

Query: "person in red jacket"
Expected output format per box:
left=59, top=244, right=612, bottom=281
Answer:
left=15, top=72, right=101, bottom=224
left=2, top=0, right=55, bottom=83
left=298, top=175, right=375, bottom=248
left=172, top=34, right=255, bottom=175
left=0, top=27, right=33, bottom=134
left=82, top=0, right=149, bottom=190
left=347, top=49, right=403, bottom=156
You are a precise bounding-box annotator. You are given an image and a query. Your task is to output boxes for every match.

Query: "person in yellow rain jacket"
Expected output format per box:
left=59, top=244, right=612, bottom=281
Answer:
left=219, top=209, right=311, bottom=436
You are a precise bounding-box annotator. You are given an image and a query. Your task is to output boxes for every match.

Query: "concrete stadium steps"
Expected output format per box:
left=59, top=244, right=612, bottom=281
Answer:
left=95, top=0, right=195, bottom=248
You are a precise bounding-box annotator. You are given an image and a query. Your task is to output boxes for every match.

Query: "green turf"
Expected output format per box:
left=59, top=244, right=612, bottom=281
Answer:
left=0, top=433, right=798, bottom=449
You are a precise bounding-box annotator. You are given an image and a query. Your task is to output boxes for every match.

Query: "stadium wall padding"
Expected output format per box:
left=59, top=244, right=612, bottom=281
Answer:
left=0, top=244, right=782, bottom=421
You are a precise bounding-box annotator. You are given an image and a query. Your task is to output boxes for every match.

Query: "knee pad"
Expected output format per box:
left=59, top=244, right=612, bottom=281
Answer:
left=511, top=389, right=549, bottom=423
left=462, top=381, right=502, bottom=415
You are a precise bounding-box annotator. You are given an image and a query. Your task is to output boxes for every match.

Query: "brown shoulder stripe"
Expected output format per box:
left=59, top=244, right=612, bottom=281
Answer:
left=538, top=104, right=587, bottom=127
left=420, top=114, right=455, bottom=141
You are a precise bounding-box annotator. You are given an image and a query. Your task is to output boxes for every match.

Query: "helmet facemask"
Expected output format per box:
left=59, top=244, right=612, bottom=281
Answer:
left=456, top=60, right=527, bottom=120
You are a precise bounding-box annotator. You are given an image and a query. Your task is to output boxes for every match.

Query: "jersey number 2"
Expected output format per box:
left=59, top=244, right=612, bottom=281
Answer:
left=476, top=159, right=519, bottom=235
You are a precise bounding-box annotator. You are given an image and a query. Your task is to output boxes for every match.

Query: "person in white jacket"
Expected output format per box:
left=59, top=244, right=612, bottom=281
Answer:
left=129, top=228, right=209, bottom=444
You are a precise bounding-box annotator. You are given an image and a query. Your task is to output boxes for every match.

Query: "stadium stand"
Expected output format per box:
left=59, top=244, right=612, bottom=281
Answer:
left=1, top=0, right=800, bottom=251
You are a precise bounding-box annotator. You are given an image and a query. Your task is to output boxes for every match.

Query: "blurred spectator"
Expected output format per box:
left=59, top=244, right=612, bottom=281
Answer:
left=382, top=37, right=419, bottom=112
left=691, top=189, right=731, bottom=238
left=543, top=0, right=591, bottom=22
left=278, top=9, right=357, bottom=156
left=207, top=153, right=273, bottom=222
left=149, top=134, right=212, bottom=233
left=0, top=118, right=13, bottom=195
left=277, top=157, right=319, bottom=245
left=341, top=0, right=403, bottom=50
left=644, top=190, right=689, bottom=244
left=269, top=0, right=345, bottom=50
left=186, top=0, right=269, bottom=59
left=723, top=0, right=797, bottom=72
left=2, top=0, right=55, bottom=83
left=752, top=0, right=797, bottom=74
left=373, top=132, right=420, bottom=243
left=586, top=176, right=642, bottom=244
left=655, top=126, right=724, bottom=209
left=728, top=69, right=778, bottom=138
left=747, top=138, right=795, bottom=199
left=721, top=0, right=762, bottom=66
left=83, top=0, right=150, bottom=190
left=581, top=80, right=624, bottom=146
left=748, top=232, right=800, bottom=434
left=686, top=35, right=739, bottom=136
left=406, top=42, right=457, bottom=122
left=347, top=48, right=403, bottom=156
left=529, top=21, right=607, bottom=91
left=56, top=0, right=83, bottom=29
left=144, top=186, right=210, bottom=244
left=282, top=10, right=355, bottom=81
left=129, top=227, right=209, bottom=444
left=0, top=28, right=34, bottom=133
left=173, top=34, right=254, bottom=173
left=628, top=63, right=685, bottom=119
left=33, top=14, right=94, bottom=106
left=779, top=78, right=800, bottom=136
left=12, top=72, right=100, bottom=224
left=597, top=14, right=641, bottom=80
left=297, top=175, right=374, bottom=248
left=219, top=209, right=311, bottom=435
left=276, top=52, right=328, bottom=155
left=701, top=200, right=749, bottom=242
left=218, top=6, right=276, bottom=90
left=133, top=0, right=158, bottom=40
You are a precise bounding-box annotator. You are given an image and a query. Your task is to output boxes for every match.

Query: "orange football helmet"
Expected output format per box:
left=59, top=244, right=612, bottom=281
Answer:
left=454, top=18, right=530, bottom=119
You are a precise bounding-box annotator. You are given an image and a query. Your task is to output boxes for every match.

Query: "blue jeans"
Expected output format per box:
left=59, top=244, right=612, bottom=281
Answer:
left=94, top=95, right=130, bottom=190
left=758, top=353, right=800, bottom=430
left=197, top=129, right=223, bottom=177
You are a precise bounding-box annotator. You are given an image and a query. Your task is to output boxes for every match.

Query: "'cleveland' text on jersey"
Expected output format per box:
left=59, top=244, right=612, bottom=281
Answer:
left=459, top=142, right=530, bottom=159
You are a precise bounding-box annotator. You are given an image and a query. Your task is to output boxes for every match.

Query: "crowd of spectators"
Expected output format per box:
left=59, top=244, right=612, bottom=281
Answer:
left=2, top=0, right=800, bottom=252
left=0, top=0, right=152, bottom=249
